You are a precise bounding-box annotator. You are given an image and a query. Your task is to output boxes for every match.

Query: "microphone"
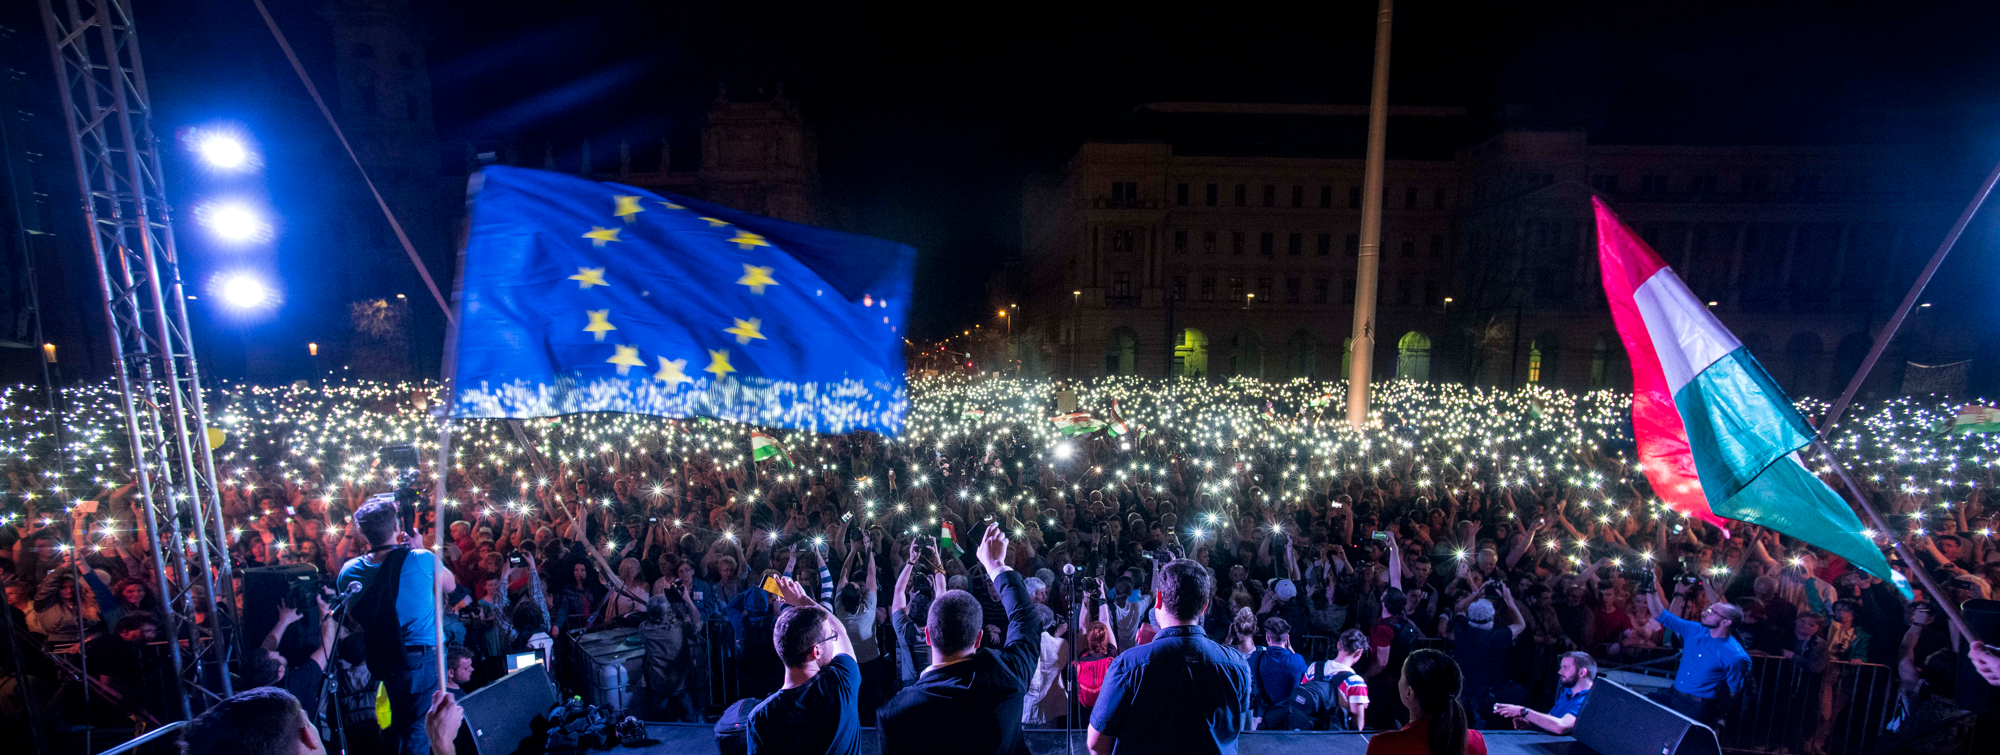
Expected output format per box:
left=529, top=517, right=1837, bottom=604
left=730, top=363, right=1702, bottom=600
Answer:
left=330, top=580, right=365, bottom=611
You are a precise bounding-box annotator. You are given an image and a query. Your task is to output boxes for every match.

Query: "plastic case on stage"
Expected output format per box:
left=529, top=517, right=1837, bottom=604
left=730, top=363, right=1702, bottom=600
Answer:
left=570, top=626, right=646, bottom=713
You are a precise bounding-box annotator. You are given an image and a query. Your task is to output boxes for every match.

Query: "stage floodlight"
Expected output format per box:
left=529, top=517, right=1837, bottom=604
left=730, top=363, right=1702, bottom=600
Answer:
left=197, top=134, right=249, bottom=169
left=218, top=273, right=274, bottom=309
left=198, top=201, right=270, bottom=243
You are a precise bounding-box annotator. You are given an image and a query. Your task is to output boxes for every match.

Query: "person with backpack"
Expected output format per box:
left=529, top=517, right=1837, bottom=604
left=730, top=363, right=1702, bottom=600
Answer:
left=337, top=500, right=458, bottom=755
left=1270, top=628, right=1372, bottom=731
left=1073, top=621, right=1119, bottom=713
left=1245, top=617, right=1307, bottom=729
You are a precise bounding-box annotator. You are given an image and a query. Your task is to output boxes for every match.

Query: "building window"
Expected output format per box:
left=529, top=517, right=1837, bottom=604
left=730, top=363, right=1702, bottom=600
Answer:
left=1203, top=230, right=1218, bottom=254
left=1200, top=277, right=1215, bottom=301
left=1405, top=186, right=1419, bottom=209
left=1424, top=280, right=1439, bottom=306
left=1235, top=184, right=1248, bottom=206
left=1400, top=236, right=1416, bottom=258
left=1111, top=181, right=1139, bottom=202
left=1320, top=186, right=1333, bottom=208
left=1259, top=232, right=1274, bottom=257
left=1257, top=277, right=1273, bottom=300
left=1229, top=276, right=1246, bottom=301
left=1316, top=233, right=1332, bottom=256
left=1348, top=186, right=1362, bottom=209
left=1174, top=230, right=1188, bottom=254
left=1429, top=234, right=1445, bottom=258
left=1345, top=233, right=1359, bottom=256
left=1640, top=175, right=1668, bottom=194
left=1314, top=278, right=1330, bottom=304
left=1110, top=229, right=1136, bottom=252
left=1433, top=187, right=1447, bottom=210
left=1206, top=183, right=1219, bottom=206
left=1112, top=272, right=1133, bottom=297
left=1396, top=278, right=1413, bottom=306
left=1343, top=277, right=1357, bottom=304
left=1172, top=276, right=1187, bottom=300
left=1263, top=184, right=1276, bottom=207
left=1231, top=231, right=1245, bottom=255
left=1691, top=175, right=1717, bottom=193
left=1176, top=183, right=1190, bottom=206
left=1292, top=185, right=1305, bottom=208
left=1287, top=232, right=1302, bottom=256
left=1285, top=278, right=1301, bottom=303
left=1590, top=174, right=1619, bottom=193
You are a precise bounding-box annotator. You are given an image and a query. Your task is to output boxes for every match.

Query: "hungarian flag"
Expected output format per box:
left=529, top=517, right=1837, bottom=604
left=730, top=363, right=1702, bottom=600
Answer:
left=1596, top=198, right=1905, bottom=593
left=939, top=521, right=962, bottom=558
left=962, top=409, right=987, bottom=420
left=1052, top=412, right=1105, bottom=436
left=750, top=431, right=793, bottom=467
left=1105, top=401, right=1131, bottom=437
left=1950, top=405, right=2000, bottom=434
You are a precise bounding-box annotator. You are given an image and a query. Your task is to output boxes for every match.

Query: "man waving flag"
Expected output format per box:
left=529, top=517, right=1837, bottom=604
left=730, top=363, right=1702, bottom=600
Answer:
left=1595, top=197, right=1905, bottom=593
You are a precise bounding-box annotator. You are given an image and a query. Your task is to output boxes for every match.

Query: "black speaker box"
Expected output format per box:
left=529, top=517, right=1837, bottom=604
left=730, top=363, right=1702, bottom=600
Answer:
left=458, top=663, right=560, bottom=755
left=1572, top=678, right=1720, bottom=755
left=240, top=564, right=319, bottom=651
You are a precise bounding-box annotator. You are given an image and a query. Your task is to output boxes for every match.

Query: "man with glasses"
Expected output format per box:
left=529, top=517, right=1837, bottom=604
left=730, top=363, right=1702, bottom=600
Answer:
left=1643, top=570, right=1748, bottom=730
left=748, top=575, right=859, bottom=755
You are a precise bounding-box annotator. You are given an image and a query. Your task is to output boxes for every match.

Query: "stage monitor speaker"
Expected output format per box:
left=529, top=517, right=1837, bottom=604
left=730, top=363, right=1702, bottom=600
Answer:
left=240, top=564, right=319, bottom=651
left=1572, top=678, right=1720, bottom=755
left=458, top=663, right=560, bottom=755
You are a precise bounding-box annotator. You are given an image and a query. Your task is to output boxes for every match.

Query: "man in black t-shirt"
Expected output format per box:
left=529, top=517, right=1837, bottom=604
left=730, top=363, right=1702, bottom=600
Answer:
left=748, top=575, right=859, bottom=755
left=86, top=614, right=161, bottom=716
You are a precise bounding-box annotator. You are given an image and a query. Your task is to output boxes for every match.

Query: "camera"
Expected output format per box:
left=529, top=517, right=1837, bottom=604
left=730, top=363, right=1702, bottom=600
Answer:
left=1080, top=576, right=1102, bottom=595
left=283, top=574, right=333, bottom=610
left=1621, top=562, right=1658, bottom=594
left=508, top=549, right=530, bottom=567
left=1482, top=581, right=1504, bottom=600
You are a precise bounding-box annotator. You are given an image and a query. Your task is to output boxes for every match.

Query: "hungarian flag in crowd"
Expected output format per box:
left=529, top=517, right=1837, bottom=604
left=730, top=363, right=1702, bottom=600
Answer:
left=939, top=521, right=962, bottom=558
left=1052, top=412, right=1105, bottom=436
left=1950, top=405, right=2000, bottom=434
left=750, top=430, right=792, bottom=466
left=962, top=409, right=987, bottom=420
left=1595, top=198, right=1907, bottom=594
left=1105, top=401, right=1131, bottom=437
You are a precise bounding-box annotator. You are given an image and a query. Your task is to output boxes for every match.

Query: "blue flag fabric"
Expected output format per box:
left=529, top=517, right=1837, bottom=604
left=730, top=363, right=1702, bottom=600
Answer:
left=448, top=166, right=913, bottom=434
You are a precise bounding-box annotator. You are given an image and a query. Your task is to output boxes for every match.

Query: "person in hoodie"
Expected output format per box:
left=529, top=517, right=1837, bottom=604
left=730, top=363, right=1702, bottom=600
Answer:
left=877, top=524, right=1042, bottom=755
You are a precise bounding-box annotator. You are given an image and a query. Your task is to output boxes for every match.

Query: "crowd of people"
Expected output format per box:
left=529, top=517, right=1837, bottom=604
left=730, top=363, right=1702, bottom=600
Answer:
left=2, top=375, right=2000, bottom=755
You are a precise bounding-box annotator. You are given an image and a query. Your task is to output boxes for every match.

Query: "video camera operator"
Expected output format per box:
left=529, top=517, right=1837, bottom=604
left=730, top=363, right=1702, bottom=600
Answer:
left=337, top=498, right=457, bottom=755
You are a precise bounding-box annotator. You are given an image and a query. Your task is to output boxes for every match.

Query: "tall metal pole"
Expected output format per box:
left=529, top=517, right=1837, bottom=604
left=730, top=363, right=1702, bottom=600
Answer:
left=1345, top=0, right=1394, bottom=428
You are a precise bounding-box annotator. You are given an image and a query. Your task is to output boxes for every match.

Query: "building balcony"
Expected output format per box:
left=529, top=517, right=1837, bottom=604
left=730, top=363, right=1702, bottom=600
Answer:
left=1105, top=292, right=1143, bottom=308
left=1093, top=196, right=1159, bottom=209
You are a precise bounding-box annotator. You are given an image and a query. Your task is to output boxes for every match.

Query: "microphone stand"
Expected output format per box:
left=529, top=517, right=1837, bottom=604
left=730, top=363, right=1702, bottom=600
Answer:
left=321, top=585, right=364, bottom=755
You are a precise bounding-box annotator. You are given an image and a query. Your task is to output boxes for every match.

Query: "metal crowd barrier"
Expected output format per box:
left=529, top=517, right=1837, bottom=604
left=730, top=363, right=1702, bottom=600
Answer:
left=1724, top=656, right=1893, bottom=755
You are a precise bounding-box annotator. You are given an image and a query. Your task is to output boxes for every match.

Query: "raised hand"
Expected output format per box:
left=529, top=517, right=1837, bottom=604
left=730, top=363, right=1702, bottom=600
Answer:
left=773, top=575, right=816, bottom=608
left=976, top=524, right=1010, bottom=577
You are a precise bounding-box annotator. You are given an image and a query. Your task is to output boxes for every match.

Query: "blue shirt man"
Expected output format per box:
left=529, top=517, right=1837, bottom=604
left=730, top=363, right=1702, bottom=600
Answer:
left=1245, top=618, right=1307, bottom=724
left=1089, top=559, right=1250, bottom=755
left=1644, top=577, right=1749, bottom=728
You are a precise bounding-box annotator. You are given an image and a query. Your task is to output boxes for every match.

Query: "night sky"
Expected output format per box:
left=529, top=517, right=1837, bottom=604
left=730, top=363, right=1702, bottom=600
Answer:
left=20, top=0, right=2000, bottom=379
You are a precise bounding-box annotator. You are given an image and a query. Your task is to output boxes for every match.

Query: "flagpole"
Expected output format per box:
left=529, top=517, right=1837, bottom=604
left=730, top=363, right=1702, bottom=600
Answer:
left=1345, top=0, right=1394, bottom=429
left=1815, top=155, right=2000, bottom=433
left=1808, top=437, right=1975, bottom=642
left=431, top=169, right=481, bottom=693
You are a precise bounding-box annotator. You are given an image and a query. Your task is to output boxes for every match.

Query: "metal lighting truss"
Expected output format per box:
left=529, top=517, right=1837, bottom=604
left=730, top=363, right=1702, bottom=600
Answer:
left=38, top=0, right=237, bottom=719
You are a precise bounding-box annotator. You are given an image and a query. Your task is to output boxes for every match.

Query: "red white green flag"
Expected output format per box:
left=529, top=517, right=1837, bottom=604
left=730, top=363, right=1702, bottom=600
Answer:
left=1051, top=412, right=1106, bottom=436
left=939, top=521, right=961, bottom=558
left=1596, top=198, right=1906, bottom=595
left=1951, top=405, right=2000, bottom=434
left=750, top=430, right=793, bottom=467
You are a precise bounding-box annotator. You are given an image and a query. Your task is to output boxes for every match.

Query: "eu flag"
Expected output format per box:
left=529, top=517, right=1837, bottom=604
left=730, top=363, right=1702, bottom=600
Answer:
left=448, top=166, right=914, bottom=434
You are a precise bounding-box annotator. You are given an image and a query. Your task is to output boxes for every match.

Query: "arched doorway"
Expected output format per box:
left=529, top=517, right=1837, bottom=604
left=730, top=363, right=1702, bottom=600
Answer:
left=1229, top=327, right=1264, bottom=378
left=1395, top=332, right=1431, bottom=381
left=1104, top=327, right=1138, bottom=375
left=1589, top=333, right=1629, bottom=389
left=1528, top=332, right=1560, bottom=385
left=1285, top=330, right=1317, bottom=378
left=1174, top=329, right=1209, bottom=378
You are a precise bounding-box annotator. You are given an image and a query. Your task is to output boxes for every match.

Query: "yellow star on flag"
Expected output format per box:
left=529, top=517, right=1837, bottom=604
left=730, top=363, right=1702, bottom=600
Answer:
left=704, top=349, right=736, bottom=378
left=583, top=226, right=623, bottom=247
left=583, top=309, right=616, bottom=341
left=724, top=317, right=768, bottom=345
left=728, top=230, right=770, bottom=250
left=613, top=195, right=645, bottom=223
left=697, top=216, right=730, bottom=228
left=607, top=345, right=645, bottom=375
left=659, top=201, right=685, bottom=210
left=569, top=267, right=608, bottom=288
left=737, top=264, right=778, bottom=294
left=654, top=357, right=693, bottom=388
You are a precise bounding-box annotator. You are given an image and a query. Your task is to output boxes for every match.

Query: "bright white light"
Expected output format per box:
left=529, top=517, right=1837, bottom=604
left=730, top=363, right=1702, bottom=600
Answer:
left=1054, top=442, right=1074, bottom=459
left=202, top=202, right=267, bottom=242
left=198, top=134, right=249, bottom=169
left=219, top=274, right=273, bottom=308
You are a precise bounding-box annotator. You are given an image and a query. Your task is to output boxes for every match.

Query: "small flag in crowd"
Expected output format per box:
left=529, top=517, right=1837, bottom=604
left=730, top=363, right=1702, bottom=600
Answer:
left=1052, top=412, right=1106, bottom=436
left=962, top=409, right=986, bottom=420
left=750, top=430, right=793, bottom=466
left=1595, top=197, right=1908, bottom=595
left=1950, top=405, right=2000, bottom=434
left=447, top=166, right=915, bottom=434
left=939, top=521, right=962, bottom=558
left=1106, top=401, right=1131, bottom=437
